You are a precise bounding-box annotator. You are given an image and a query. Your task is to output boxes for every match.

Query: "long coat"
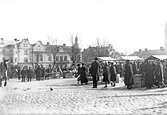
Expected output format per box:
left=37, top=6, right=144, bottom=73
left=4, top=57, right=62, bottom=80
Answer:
left=144, top=63, right=154, bottom=88
left=80, top=66, right=88, bottom=83
left=124, top=63, right=134, bottom=86
left=110, top=65, right=117, bottom=82
left=90, top=61, right=100, bottom=81
left=35, top=66, right=42, bottom=80
left=102, top=65, right=109, bottom=82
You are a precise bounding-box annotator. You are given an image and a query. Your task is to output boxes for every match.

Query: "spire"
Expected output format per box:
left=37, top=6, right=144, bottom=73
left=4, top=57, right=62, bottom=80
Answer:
left=74, top=35, right=79, bottom=48
left=75, top=35, right=78, bottom=45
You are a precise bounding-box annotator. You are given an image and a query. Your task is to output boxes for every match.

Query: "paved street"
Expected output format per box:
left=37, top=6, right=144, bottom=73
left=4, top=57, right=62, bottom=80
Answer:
left=1, top=78, right=167, bottom=114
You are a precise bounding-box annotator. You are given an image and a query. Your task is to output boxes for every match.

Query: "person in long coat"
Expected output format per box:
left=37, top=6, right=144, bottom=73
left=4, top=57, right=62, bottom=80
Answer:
left=90, top=57, right=100, bottom=88
left=143, top=60, right=154, bottom=89
left=102, top=62, right=109, bottom=88
left=40, top=65, right=45, bottom=80
left=80, top=63, right=88, bottom=85
left=21, top=66, right=27, bottom=82
left=124, top=60, right=134, bottom=89
left=76, top=64, right=82, bottom=84
left=154, top=61, right=165, bottom=88
left=35, top=65, right=42, bottom=81
left=110, top=62, right=117, bottom=87
left=27, top=67, right=33, bottom=82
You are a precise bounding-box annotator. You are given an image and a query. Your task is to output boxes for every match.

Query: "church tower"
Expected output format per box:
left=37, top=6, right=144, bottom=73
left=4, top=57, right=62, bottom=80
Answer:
left=74, top=35, right=79, bottom=48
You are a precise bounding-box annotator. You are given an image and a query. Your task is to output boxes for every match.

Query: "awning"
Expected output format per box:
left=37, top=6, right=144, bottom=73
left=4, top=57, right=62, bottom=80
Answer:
left=121, top=56, right=142, bottom=61
left=97, top=57, right=115, bottom=61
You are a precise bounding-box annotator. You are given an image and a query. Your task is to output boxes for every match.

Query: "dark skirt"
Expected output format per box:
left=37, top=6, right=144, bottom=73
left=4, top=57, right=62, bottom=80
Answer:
left=103, top=72, right=109, bottom=82
left=80, top=73, right=88, bottom=83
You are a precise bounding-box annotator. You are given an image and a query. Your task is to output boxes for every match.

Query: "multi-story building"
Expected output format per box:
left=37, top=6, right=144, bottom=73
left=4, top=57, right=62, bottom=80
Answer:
left=32, top=41, right=72, bottom=68
left=0, top=36, right=81, bottom=69
left=82, top=44, right=121, bottom=63
left=10, top=38, right=79, bottom=69
left=13, top=38, right=32, bottom=67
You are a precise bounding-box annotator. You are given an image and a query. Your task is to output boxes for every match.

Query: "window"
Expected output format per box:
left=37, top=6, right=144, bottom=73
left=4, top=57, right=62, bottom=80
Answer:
left=48, top=55, right=52, bottom=61
left=56, top=56, right=59, bottom=61
left=24, top=57, right=28, bottom=63
left=60, top=56, right=63, bottom=62
left=64, top=56, right=67, bottom=61
left=40, top=55, right=43, bottom=62
left=24, top=50, right=28, bottom=55
left=23, top=43, right=28, bottom=47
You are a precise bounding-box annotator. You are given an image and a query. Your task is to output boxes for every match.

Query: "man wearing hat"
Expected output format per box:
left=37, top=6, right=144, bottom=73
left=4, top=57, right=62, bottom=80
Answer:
left=90, top=57, right=100, bottom=88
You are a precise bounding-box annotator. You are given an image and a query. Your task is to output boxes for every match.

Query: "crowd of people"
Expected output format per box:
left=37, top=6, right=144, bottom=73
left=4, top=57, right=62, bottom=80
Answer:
left=15, top=64, right=56, bottom=82
left=1, top=56, right=167, bottom=90
left=75, top=57, right=167, bottom=89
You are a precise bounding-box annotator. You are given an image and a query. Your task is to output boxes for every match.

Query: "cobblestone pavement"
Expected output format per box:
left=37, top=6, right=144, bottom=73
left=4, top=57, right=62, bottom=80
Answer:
left=1, top=78, right=167, bottom=114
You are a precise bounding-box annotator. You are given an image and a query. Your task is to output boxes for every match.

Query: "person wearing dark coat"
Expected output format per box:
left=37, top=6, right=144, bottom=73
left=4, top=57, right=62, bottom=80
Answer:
left=90, top=57, right=100, bottom=88
left=110, top=62, right=117, bottom=87
left=35, top=65, right=42, bottom=81
left=40, top=65, right=45, bottom=80
left=143, top=61, right=154, bottom=89
left=132, top=62, right=137, bottom=74
left=21, top=66, right=27, bottom=82
left=154, top=61, right=165, bottom=88
left=124, top=60, right=134, bottom=89
left=76, top=64, right=82, bottom=84
left=80, top=63, right=88, bottom=85
left=102, top=62, right=109, bottom=88
left=27, top=67, right=33, bottom=82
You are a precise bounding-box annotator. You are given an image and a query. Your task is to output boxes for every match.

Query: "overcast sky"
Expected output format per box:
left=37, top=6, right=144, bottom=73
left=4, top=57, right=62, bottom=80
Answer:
left=1, top=0, right=167, bottom=54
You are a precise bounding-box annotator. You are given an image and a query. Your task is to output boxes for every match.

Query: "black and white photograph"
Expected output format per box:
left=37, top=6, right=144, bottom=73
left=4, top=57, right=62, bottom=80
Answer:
left=1, top=0, right=167, bottom=114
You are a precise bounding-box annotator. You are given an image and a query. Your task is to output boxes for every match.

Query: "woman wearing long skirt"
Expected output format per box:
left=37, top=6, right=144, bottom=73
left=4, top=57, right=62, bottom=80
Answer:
left=80, top=63, right=88, bottom=85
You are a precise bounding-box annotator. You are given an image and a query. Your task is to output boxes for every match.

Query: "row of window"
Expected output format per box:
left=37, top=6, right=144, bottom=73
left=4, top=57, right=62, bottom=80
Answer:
left=18, top=55, right=68, bottom=63
left=39, top=55, right=68, bottom=62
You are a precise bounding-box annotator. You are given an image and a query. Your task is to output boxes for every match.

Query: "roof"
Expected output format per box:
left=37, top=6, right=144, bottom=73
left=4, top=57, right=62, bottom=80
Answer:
left=146, top=55, right=167, bottom=60
left=130, top=49, right=167, bottom=58
left=45, top=44, right=72, bottom=53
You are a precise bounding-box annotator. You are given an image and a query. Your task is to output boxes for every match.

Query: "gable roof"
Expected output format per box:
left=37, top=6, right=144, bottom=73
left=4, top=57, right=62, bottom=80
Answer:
left=146, top=55, right=167, bottom=61
left=130, top=49, right=167, bottom=58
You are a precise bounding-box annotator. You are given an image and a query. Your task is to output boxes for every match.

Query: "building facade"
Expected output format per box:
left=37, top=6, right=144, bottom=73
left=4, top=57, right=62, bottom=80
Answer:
left=11, top=38, right=77, bottom=69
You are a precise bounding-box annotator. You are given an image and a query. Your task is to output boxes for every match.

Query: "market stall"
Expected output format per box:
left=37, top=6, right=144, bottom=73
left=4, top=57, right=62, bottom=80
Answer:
left=97, top=57, right=116, bottom=62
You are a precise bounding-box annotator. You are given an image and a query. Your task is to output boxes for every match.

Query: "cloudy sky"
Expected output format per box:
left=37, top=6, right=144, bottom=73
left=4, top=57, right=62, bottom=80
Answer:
left=1, top=0, right=167, bottom=54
